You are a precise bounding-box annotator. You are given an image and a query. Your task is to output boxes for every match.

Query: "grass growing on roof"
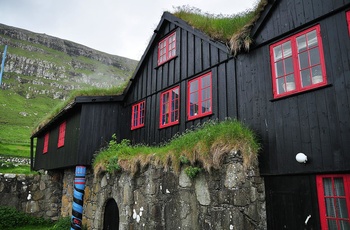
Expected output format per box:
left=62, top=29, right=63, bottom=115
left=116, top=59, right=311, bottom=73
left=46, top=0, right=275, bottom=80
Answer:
left=172, top=5, right=255, bottom=42
left=93, top=119, right=260, bottom=175
left=32, top=81, right=128, bottom=134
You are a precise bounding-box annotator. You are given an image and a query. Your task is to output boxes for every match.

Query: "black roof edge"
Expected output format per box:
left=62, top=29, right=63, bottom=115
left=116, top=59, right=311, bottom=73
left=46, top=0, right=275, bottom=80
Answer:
left=250, top=0, right=278, bottom=40
left=31, top=95, right=124, bottom=138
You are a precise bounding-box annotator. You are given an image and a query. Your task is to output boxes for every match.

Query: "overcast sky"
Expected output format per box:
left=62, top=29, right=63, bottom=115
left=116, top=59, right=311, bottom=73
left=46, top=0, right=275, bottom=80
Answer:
left=1, top=0, right=257, bottom=60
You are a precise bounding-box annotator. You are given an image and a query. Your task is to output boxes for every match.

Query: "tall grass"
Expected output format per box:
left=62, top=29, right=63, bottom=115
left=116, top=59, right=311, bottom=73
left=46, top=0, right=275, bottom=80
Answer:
left=173, top=5, right=255, bottom=42
left=93, top=119, right=260, bottom=175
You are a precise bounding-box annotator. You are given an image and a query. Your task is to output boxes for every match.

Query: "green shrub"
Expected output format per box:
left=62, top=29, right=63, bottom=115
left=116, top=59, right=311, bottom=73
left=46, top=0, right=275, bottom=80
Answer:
left=179, top=155, right=189, bottom=164
left=0, top=206, right=51, bottom=229
left=184, top=166, right=202, bottom=179
left=49, top=216, right=70, bottom=230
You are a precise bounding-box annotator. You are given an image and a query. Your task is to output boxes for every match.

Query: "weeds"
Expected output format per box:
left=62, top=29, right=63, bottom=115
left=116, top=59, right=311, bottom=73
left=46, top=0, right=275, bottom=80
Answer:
left=93, top=119, right=260, bottom=175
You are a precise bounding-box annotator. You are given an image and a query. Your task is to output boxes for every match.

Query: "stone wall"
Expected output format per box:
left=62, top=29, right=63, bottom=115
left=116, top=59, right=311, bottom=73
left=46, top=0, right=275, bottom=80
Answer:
left=61, top=150, right=266, bottom=230
left=0, top=171, right=62, bottom=221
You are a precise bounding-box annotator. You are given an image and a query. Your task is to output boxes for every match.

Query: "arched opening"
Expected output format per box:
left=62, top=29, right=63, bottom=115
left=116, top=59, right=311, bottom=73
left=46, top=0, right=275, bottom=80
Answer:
left=103, top=198, right=119, bottom=230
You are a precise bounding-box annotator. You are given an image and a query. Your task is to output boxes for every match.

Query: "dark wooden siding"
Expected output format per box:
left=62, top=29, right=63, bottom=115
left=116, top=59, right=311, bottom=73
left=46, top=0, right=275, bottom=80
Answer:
left=34, top=110, right=81, bottom=170
left=254, top=0, right=350, bottom=46
left=123, top=19, right=237, bottom=145
left=77, top=102, right=125, bottom=165
left=237, top=5, right=350, bottom=175
left=265, top=175, right=321, bottom=229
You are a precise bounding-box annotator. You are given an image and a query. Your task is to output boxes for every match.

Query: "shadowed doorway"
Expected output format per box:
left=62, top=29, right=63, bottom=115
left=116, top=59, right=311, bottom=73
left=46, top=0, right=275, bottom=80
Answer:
left=103, top=198, right=119, bottom=230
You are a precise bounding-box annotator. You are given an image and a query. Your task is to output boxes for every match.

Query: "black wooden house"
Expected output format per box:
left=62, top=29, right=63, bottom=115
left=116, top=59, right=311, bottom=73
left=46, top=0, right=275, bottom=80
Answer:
left=31, top=1, right=350, bottom=229
left=31, top=12, right=237, bottom=169
left=235, top=0, right=350, bottom=229
left=31, top=95, right=125, bottom=170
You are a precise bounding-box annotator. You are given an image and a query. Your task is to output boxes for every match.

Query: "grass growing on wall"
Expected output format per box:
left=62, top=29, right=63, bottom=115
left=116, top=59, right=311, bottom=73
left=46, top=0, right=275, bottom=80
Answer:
left=93, top=119, right=260, bottom=175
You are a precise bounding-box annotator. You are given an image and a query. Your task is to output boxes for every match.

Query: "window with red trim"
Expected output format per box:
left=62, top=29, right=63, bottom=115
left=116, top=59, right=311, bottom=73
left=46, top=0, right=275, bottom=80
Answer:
left=160, top=86, right=179, bottom=128
left=57, top=121, right=66, bottom=148
left=158, top=32, right=176, bottom=65
left=347, top=11, right=350, bottom=36
left=270, top=25, right=327, bottom=98
left=131, top=100, right=145, bottom=130
left=43, top=132, right=49, bottom=154
left=316, top=175, right=350, bottom=230
left=187, top=72, right=212, bottom=120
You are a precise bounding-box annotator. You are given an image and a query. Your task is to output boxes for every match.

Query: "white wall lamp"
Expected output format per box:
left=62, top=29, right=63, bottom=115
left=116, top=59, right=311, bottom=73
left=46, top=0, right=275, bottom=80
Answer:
left=296, top=152, right=308, bottom=163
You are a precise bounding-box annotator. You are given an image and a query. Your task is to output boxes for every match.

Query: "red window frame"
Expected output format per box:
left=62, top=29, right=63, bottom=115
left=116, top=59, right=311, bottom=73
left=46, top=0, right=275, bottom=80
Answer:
left=57, top=121, right=66, bottom=148
left=160, top=86, right=180, bottom=128
left=131, top=100, right=145, bottom=130
left=347, top=11, right=350, bottom=36
left=43, top=132, right=49, bottom=154
left=187, top=72, right=212, bottom=120
left=316, top=174, right=350, bottom=230
left=270, top=24, right=327, bottom=98
left=158, top=32, right=176, bottom=65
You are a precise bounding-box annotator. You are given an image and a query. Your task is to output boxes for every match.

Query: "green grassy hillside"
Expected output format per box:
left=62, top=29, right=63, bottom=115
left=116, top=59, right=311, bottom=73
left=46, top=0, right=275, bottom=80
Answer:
left=0, top=24, right=137, bottom=159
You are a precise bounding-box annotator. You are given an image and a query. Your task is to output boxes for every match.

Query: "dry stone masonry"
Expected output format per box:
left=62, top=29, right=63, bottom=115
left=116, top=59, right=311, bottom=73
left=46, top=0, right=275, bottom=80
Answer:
left=0, top=171, right=62, bottom=221
left=0, top=150, right=266, bottom=229
left=61, top=150, right=266, bottom=229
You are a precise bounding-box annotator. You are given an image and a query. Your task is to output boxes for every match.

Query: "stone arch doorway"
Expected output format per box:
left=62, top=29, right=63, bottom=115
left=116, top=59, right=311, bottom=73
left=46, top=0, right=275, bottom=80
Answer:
left=103, top=198, right=119, bottom=230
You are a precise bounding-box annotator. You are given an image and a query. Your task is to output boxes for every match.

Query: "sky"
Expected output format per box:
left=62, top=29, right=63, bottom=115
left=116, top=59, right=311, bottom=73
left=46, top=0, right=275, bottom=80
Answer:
left=1, top=0, right=257, bottom=60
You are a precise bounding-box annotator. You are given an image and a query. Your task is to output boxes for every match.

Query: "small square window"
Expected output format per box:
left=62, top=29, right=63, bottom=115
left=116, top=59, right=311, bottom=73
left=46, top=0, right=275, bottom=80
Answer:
left=270, top=25, right=327, bottom=98
left=160, top=86, right=180, bottom=128
left=316, top=174, right=350, bottom=230
left=43, top=132, right=49, bottom=154
left=131, top=100, right=145, bottom=130
left=187, top=72, right=212, bottom=120
left=158, top=32, right=176, bottom=65
left=57, top=121, right=66, bottom=148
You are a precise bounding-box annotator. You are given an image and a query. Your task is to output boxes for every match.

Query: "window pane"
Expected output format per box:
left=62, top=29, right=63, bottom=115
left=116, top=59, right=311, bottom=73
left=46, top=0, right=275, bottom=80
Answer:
left=202, top=88, right=210, bottom=100
left=325, top=198, right=336, bottom=217
left=190, top=92, right=198, bottom=108
left=273, top=45, right=282, bottom=61
left=334, top=178, right=345, bottom=196
left=173, top=88, right=179, bottom=96
left=297, top=35, right=307, bottom=52
left=327, top=219, right=337, bottom=230
left=190, top=80, right=198, bottom=93
left=277, top=77, right=285, bottom=94
left=285, top=57, right=294, bottom=74
left=301, top=69, right=311, bottom=87
left=307, top=30, right=318, bottom=48
left=337, top=198, right=349, bottom=219
left=284, top=74, right=296, bottom=92
left=282, top=41, right=292, bottom=57
left=275, top=61, right=284, bottom=77
left=202, top=75, right=211, bottom=87
left=299, top=51, right=309, bottom=69
left=202, top=100, right=211, bottom=113
left=311, top=66, right=322, bottom=84
left=323, top=178, right=333, bottom=196
left=163, top=93, right=169, bottom=104
left=340, top=220, right=350, bottom=230
left=190, top=104, right=198, bottom=116
left=310, top=47, right=320, bottom=66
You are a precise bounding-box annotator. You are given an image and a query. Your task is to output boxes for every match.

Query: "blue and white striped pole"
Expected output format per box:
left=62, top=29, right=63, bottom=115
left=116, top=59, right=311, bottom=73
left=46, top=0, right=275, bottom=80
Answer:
left=71, top=166, right=86, bottom=230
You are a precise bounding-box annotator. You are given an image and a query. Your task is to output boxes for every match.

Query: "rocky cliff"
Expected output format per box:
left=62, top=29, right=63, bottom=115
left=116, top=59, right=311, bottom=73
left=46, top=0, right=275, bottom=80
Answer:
left=0, top=23, right=137, bottom=148
left=0, top=23, right=138, bottom=100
